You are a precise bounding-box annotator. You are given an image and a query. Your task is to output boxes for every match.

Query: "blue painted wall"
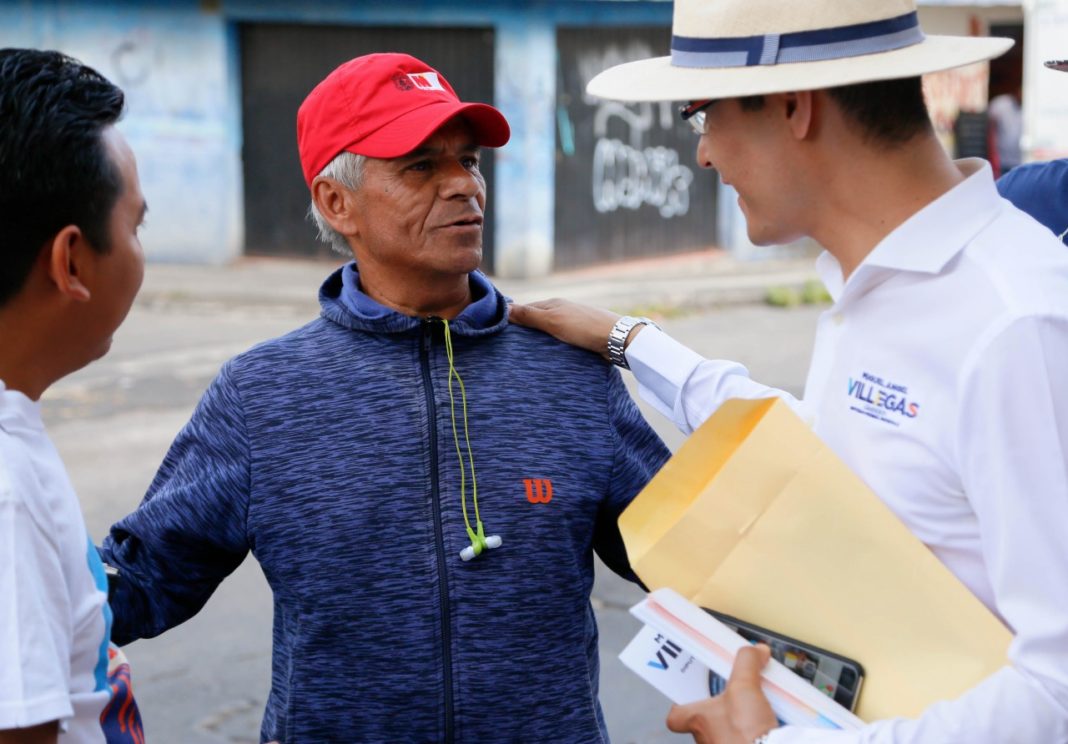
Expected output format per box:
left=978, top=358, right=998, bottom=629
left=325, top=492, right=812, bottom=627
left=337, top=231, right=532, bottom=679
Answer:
left=0, top=0, right=243, bottom=264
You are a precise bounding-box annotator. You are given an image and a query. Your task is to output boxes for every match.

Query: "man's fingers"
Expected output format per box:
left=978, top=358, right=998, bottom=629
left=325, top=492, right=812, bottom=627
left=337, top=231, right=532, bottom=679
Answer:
left=507, top=299, right=558, bottom=328
left=666, top=700, right=714, bottom=734
left=663, top=648, right=774, bottom=743
left=506, top=298, right=622, bottom=356
left=729, top=643, right=772, bottom=688
left=666, top=702, right=693, bottom=733
left=506, top=302, right=530, bottom=325
left=667, top=699, right=728, bottom=744
left=724, top=645, right=778, bottom=742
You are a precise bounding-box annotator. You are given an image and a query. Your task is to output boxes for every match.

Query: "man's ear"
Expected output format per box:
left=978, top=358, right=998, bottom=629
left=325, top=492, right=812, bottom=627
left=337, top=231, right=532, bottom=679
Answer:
left=46, top=225, right=93, bottom=303
left=311, top=177, right=360, bottom=239
left=783, top=90, right=815, bottom=141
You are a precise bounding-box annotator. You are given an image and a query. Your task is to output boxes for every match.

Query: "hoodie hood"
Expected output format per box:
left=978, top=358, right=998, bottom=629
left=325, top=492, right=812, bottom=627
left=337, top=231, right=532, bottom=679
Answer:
left=318, top=262, right=510, bottom=337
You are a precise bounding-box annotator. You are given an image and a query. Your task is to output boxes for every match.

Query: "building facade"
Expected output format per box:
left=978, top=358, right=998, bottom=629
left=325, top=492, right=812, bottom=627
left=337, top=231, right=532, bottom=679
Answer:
left=2, top=0, right=1058, bottom=276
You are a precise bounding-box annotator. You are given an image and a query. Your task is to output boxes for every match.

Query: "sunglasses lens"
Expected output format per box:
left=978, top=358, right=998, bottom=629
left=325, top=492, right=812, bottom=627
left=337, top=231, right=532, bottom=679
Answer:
left=680, top=100, right=712, bottom=134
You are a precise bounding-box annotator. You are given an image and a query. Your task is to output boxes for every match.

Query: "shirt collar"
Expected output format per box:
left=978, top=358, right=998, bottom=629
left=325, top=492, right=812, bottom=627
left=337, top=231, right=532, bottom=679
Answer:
left=816, top=159, right=1001, bottom=301
left=320, top=262, right=509, bottom=337
left=0, top=379, right=44, bottom=433
left=339, top=262, right=500, bottom=327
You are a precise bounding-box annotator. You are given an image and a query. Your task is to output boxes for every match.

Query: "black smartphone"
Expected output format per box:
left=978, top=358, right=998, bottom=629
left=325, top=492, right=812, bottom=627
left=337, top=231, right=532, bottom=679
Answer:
left=703, top=608, right=865, bottom=712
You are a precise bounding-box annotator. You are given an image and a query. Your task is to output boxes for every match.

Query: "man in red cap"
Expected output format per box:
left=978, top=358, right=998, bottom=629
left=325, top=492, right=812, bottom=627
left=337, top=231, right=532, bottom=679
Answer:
left=100, top=53, right=669, bottom=742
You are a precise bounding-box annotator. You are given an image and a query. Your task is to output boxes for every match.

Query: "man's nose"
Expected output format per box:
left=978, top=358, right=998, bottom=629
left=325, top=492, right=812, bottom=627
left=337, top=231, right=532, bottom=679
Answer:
left=695, top=134, right=714, bottom=170
left=440, top=160, right=482, bottom=199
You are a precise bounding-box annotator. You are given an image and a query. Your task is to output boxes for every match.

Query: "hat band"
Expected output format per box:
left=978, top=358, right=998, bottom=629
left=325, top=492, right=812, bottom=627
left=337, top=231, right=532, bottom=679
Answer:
left=671, top=11, right=924, bottom=69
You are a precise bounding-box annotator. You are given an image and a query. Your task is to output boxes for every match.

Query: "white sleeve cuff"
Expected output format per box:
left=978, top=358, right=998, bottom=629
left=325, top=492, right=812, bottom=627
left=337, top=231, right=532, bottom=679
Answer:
left=626, top=326, right=708, bottom=426
left=626, top=326, right=790, bottom=434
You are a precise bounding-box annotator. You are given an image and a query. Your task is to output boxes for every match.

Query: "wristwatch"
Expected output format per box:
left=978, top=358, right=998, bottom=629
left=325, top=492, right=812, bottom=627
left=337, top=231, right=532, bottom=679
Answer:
left=606, top=315, right=660, bottom=369
left=752, top=734, right=772, bottom=744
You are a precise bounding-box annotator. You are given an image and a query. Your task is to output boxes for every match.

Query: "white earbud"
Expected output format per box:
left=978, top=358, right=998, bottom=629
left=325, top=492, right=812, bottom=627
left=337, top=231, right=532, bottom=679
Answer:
left=459, top=534, right=503, bottom=562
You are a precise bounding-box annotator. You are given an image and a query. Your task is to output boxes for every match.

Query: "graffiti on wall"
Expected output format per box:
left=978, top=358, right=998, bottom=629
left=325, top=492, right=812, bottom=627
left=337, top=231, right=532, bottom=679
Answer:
left=110, top=37, right=153, bottom=87
left=554, top=29, right=716, bottom=268
left=590, top=101, right=695, bottom=218
left=577, top=44, right=696, bottom=220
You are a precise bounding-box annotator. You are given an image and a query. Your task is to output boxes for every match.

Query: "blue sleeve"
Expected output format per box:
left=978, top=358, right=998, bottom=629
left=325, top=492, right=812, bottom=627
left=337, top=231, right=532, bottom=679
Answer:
left=100, top=363, right=251, bottom=645
left=997, top=160, right=1068, bottom=241
left=593, top=366, right=671, bottom=583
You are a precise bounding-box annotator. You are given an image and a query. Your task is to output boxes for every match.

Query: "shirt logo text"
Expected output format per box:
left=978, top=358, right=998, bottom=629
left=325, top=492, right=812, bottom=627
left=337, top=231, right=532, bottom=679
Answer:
left=847, top=371, right=920, bottom=427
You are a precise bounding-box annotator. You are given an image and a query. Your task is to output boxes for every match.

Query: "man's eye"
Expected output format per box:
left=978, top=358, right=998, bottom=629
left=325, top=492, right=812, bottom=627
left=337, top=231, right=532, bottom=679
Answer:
left=463, top=157, right=480, bottom=170
left=408, top=161, right=431, bottom=172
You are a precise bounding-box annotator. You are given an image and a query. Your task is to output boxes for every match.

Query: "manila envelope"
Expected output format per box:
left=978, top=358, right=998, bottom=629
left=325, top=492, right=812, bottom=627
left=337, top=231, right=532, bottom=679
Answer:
left=620, top=397, right=1011, bottom=721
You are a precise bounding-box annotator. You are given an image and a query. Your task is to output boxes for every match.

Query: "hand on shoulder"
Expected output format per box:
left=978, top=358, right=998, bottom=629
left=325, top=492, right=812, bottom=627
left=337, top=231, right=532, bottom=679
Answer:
left=508, top=298, right=621, bottom=358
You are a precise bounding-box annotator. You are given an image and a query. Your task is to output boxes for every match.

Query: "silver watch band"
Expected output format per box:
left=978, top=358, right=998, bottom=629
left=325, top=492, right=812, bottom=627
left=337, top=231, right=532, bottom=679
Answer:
left=606, top=315, right=659, bottom=369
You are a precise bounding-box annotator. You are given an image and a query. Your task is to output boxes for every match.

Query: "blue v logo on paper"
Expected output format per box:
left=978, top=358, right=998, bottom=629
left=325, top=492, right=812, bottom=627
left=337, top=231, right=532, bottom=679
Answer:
left=647, top=634, right=684, bottom=671
left=847, top=371, right=921, bottom=427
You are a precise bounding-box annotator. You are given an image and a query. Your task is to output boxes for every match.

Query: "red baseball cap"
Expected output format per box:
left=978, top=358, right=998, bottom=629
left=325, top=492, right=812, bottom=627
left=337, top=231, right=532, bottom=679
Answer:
left=296, top=53, right=511, bottom=187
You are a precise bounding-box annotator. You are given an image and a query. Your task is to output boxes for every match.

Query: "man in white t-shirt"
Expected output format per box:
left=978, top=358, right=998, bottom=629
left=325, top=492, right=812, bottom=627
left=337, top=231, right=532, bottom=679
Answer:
left=511, top=1, right=1068, bottom=742
left=0, top=49, right=146, bottom=743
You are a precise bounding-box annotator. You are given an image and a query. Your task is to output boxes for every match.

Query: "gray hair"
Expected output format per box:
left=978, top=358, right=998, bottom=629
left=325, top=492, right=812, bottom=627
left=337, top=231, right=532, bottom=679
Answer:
left=307, top=151, right=367, bottom=255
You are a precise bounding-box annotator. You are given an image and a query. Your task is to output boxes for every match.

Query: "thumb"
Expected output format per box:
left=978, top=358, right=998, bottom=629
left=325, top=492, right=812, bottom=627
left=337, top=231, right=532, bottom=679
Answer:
left=507, top=302, right=530, bottom=325
left=730, top=643, right=771, bottom=688
left=665, top=703, right=687, bottom=733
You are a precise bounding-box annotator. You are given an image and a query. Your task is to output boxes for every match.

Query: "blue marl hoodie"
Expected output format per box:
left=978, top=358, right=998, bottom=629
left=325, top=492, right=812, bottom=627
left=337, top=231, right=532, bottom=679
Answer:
left=102, top=265, right=670, bottom=743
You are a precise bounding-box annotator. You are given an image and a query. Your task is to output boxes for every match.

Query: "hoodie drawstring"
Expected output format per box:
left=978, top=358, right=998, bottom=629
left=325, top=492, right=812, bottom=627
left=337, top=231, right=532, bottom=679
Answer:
left=442, top=319, right=496, bottom=558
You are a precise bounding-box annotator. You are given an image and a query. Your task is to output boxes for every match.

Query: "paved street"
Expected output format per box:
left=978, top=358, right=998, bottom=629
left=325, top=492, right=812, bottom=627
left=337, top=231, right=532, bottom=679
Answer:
left=42, top=257, right=821, bottom=743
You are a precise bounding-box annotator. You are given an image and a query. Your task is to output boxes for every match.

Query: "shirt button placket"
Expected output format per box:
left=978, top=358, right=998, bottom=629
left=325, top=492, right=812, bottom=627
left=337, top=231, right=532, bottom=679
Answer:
left=805, top=307, right=846, bottom=417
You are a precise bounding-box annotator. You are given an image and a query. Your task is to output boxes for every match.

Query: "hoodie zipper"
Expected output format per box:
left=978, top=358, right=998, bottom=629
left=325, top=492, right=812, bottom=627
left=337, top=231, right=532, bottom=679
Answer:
left=421, top=319, right=455, bottom=743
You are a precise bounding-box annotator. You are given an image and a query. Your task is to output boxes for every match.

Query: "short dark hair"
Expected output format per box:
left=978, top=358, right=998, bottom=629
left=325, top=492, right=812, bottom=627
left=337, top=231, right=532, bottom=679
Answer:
left=0, top=49, right=125, bottom=306
left=735, top=76, right=931, bottom=146
left=827, top=76, right=931, bottom=146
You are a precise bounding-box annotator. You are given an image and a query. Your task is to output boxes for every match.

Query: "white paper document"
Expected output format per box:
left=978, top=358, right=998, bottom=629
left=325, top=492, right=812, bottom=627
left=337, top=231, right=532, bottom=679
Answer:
left=622, top=588, right=864, bottom=731
left=619, top=624, right=712, bottom=705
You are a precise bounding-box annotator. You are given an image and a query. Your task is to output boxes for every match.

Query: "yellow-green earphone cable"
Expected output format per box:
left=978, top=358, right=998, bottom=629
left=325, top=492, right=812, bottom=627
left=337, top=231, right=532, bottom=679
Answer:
left=442, top=320, right=486, bottom=552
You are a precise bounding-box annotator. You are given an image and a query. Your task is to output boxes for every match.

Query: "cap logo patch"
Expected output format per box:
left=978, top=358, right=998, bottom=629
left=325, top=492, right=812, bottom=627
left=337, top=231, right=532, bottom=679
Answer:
left=391, top=73, right=414, bottom=91
left=407, top=72, right=445, bottom=92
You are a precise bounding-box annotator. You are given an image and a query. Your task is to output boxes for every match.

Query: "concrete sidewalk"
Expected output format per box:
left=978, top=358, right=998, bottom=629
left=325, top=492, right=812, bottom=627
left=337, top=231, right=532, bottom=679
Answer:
left=136, top=248, right=821, bottom=315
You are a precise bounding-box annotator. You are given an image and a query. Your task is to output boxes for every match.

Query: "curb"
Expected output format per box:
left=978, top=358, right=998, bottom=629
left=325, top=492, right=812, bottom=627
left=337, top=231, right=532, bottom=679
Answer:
left=132, top=254, right=821, bottom=315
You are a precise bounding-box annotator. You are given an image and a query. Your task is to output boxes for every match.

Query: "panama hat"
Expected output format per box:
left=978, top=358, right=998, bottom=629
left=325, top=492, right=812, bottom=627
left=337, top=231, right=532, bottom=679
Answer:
left=587, top=0, right=1013, bottom=102
left=1046, top=59, right=1068, bottom=72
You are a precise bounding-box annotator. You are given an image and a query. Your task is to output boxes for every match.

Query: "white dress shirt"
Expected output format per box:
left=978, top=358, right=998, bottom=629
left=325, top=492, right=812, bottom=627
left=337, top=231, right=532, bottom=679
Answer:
left=626, top=160, right=1068, bottom=743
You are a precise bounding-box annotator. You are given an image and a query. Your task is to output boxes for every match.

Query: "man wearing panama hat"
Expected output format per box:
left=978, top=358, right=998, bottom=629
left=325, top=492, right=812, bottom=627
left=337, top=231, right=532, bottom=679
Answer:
left=996, top=57, right=1068, bottom=243
left=511, top=1, right=1068, bottom=742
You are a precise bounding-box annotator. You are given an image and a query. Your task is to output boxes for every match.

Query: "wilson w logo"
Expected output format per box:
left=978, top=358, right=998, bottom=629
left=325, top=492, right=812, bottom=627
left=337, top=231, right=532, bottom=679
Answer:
left=524, top=478, right=553, bottom=504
